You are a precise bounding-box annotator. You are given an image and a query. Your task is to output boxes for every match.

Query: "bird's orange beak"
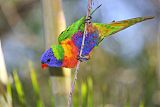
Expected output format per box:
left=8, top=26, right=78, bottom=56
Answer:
left=41, top=63, right=48, bottom=70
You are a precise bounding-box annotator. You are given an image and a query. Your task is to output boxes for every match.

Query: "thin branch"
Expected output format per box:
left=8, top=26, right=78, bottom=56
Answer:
left=68, top=0, right=92, bottom=107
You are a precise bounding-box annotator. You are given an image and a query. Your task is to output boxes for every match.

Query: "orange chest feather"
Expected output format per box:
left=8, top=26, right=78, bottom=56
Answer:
left=61, top=39, right=79, bottom=68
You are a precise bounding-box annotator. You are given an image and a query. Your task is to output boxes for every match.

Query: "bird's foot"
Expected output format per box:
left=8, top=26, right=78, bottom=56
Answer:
left=77, top=55, right=90, bottom=62
left=85, top=16, right=92, bottom=24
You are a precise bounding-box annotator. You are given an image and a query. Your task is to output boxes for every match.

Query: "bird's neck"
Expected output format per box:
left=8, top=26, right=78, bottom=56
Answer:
left=51, top=44, right=64, bottom=60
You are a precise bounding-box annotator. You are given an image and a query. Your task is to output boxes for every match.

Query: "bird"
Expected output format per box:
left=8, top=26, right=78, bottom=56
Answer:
left=40, top=16, right=154, bottom=69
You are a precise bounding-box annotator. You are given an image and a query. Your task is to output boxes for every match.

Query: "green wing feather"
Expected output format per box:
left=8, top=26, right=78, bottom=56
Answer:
left=58, top=17, right=85, bottom=43
left=93, top=16, right=154, bottom=44
left=58, top=16, right=154, bottom=44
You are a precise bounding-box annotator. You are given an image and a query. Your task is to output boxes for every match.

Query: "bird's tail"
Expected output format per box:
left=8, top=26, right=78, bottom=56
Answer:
left=93, top=16, right=154, bottom=44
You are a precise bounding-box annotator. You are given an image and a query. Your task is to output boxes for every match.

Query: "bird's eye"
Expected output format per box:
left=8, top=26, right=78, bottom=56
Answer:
left=47, top=59, right=50, bottom=63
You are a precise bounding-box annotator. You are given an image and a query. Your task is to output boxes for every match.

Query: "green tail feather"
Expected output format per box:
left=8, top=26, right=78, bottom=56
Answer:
left=93, top=16, right=154, bottom=44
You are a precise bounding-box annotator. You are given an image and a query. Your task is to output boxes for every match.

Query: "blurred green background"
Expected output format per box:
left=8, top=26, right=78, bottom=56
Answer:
left=0, top=0, right=160, bottom=107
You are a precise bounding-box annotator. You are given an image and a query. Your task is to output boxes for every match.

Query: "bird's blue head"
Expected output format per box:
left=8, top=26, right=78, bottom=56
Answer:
left=40, top=48, right=62, bottom=69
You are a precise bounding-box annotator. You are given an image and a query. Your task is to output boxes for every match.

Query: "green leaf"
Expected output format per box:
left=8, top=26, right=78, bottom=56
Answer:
left=13, top=70, right=26, bottom=105
left=87, top=77, right=93, bottom=107
left=81, top=82, right=88, bottom=107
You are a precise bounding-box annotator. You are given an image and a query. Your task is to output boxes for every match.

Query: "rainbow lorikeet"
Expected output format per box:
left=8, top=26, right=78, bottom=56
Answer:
left=40, top=16, right=153, bottom=69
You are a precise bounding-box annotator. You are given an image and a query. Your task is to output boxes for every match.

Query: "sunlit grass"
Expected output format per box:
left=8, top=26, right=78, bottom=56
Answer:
left=29, top=62, right=44, bottom=107
left=81, top=82, right=88, bottom=107
left=13, top=70, right=26, bottom=106
left=87, top=77, right=93, bottom=107
left=7, top=78, right=12, bottom=98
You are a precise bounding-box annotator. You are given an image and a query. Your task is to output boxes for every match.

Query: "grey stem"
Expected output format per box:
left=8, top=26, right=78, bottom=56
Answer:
left=67, top=0, right=92, bottom=107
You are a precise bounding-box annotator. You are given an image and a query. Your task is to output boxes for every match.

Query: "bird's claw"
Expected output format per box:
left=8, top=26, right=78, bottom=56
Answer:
left=77, top=55, right=90, bottom=62
left=85, top=16, right=92, bottom=24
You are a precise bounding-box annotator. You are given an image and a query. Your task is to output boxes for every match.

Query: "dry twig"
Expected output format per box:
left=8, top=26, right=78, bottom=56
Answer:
left=68, top=0, right=92, bottom=107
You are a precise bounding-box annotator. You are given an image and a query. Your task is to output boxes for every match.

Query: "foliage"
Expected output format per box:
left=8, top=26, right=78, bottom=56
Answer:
left=8, top=62, right=94, bottom=107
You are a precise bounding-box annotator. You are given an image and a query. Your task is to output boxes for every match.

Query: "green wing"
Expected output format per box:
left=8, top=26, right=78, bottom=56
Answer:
left=93, top=16, right=154, bottom=44
left=58, top=17, right=85, bottom=43
left=58, top=16, right=154, bottom=44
